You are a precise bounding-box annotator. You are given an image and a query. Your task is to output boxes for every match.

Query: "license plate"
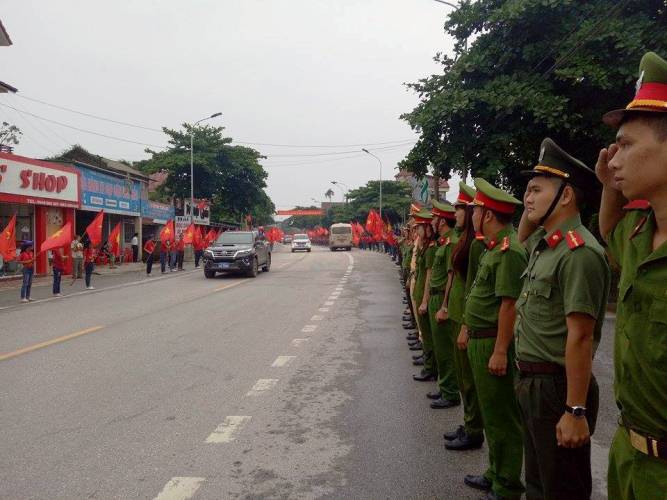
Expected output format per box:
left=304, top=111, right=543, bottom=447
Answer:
left=218, top=263, right=230, bottom=269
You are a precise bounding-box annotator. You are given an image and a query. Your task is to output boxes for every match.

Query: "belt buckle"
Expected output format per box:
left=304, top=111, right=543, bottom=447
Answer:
left=629, top=429, right=649, bottom=455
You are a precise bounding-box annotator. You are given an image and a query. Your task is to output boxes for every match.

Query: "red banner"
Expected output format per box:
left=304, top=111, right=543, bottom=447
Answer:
left=276, top=209, right=324, bottom=216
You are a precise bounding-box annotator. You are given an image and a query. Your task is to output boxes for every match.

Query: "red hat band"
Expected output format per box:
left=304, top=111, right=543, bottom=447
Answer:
left=456, top=191, right=474, bottom=205
left=628, top=82, right=667, bottom=110
left=431, top=207, right=456, bottom=220
left=473, top=191, right=516, bottom=215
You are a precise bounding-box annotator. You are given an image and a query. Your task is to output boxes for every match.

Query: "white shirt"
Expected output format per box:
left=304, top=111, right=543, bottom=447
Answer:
left=131, top=236, right=138, bottom=246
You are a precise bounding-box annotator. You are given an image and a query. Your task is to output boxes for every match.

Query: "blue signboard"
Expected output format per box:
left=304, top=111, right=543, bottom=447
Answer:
left=141, top=200, right=174, bottom=223
left=79, top=167, right=142, bottom=215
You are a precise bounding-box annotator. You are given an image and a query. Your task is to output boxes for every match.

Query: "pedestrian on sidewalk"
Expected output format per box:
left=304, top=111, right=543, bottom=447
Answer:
left=176, top=234, right=185, bottom=271
left=194, top=238, right=204, bottom=268
left=144, top=236, right=156, bottom=276
left=83, top=241, right=96, bottom=290
left=51, top=246, right=67, bottom=297
left=70, top=235, right=84, bottom=284
left=131, top=232, right=139, bottom=262
left=18, top=241, right=34, bottom=303
left=169, top=240, right=178, bottom=272
left=160, top=239, right=171, bottom=274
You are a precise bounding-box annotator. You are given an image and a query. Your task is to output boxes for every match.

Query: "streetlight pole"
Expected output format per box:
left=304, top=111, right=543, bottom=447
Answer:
left=190, top=112, right=222, bottom=223
left=362, top=148, right=383, bottom=220
left=433, top=0, right=458, bottom=7
left=331, top=180, right=349, bottom=203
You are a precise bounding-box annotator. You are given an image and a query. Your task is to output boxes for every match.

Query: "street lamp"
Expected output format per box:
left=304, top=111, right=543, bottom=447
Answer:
left=362, top=148, right=383, bottom=220
left=433, top=0, right=458, bottom=7
left=190, top=112, right=222, bottom=222
left=331, top=180, right=349, bottom=203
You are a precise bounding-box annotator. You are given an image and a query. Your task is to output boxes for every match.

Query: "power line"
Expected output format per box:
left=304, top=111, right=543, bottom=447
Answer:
left=14, top=93, right=417, bottom=149
left=0, top=101, right=167, bottom=149
left=264, top=141, right=414, bottom=158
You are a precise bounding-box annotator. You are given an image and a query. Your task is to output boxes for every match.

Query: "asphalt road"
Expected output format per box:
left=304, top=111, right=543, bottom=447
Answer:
left=0, top=245, right=616, bottom=499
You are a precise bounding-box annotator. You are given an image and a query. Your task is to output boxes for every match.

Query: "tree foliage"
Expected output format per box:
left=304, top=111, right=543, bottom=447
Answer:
left=138, top=124, right=274, bottom=224
left=0, top=121, right=22, bottom=149
left=400, top=0, right=667, bottom=195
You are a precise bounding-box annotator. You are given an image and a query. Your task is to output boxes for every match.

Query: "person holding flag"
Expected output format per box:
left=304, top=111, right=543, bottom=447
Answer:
left=18, top=241, right=35, bottom=303
left=83, top=240, right=97, bottom=290
left=159, top=220, right=175, bottom=274
left=70, top=234, right=84, bottom=284
left=0, top=215, right=17, bottom=274
left=175, top=233, right=185, bottom=271
left=51, top=246, right=67, bottom=297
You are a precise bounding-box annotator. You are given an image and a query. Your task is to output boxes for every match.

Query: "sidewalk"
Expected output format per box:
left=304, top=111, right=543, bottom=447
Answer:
left=0, top=262, right=146, bottom=290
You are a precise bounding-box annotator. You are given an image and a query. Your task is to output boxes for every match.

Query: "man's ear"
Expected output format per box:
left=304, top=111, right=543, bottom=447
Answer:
left=561, top=184, right=575, bottom=207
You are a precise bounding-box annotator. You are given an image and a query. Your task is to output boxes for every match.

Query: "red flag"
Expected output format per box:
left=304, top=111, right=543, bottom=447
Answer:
left=109, top=222, right=122, bottom=257
left=205, top=228, right=217, bottom=245
left=193, top=226, right=203, bottom=248
left=41, top=221, right=73, bottom=253
left=0, top=214, right=17, bottom=261
left=183, top=223, right=195, bottom=244
left=160, top=219, right=175, bottom=243
left=197, top=199, right=208, bottom=210
left=86, top=210, right=104, bottom=247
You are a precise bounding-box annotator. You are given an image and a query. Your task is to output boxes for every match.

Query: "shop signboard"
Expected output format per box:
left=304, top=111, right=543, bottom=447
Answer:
left=0, top=152, right=80, bottom=208
left=183, top=199, right=210, bottom=225
left=78, top=167, right=141, bottom=215
left=141, top=200, right=174, bottom=224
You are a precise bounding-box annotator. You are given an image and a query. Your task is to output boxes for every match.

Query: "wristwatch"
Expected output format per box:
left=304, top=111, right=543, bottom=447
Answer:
left=565, top=405, right=587, bottom=418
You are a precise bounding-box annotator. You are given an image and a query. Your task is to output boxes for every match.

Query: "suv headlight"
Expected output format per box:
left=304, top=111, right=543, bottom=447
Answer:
left=236, top=249, right=253, bottom=257
left=204, top=249, right=214, bottom=258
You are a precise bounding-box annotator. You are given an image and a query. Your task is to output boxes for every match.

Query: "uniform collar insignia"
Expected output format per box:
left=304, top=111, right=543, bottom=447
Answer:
left=565, top=230, right=585, bottom=250
left=486, top=239, right=497, bottom=250
left=545, top=229, right=564, bottom=248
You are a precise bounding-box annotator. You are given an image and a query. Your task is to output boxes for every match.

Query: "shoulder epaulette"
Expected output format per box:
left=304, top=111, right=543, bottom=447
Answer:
left=475, top=232, right=486, bottom=241
left=500, top=236, right=510, bottom=252
left=623, top=199, right=651, bottom=211
left=546, top=230, right=563, bottom=249
left=565, top=230, right=585, bottom=250
left=486, top=239, right=497, bottom=250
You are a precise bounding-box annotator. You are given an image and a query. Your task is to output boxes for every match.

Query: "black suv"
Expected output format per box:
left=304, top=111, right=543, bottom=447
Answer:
left=203, top=230, right=271, bottom=278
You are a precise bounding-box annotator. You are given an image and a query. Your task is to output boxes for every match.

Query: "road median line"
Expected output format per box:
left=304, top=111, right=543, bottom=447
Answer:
left=0, top=325, right=105, bottom=362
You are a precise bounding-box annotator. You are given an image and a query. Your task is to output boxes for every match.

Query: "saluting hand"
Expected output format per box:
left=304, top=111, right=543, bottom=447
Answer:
left=595, top=143, right=620, bottom=189
left=556, top=413, right=590, bottom=448
left=488, top=351, right=507, bottom=376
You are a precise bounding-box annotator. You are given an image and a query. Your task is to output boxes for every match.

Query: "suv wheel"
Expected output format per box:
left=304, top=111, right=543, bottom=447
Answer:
left=247, top=257, right=259, bottom=278
left=262, top=254, right=271, bottom=272
left=204, top=269, right=216, bottom=279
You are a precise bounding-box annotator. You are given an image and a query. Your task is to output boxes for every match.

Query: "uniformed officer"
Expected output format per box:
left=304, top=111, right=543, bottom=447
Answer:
left=597, top=51, right=667, bottom=499
left=443, top=182, right=486, bottom=451
left=515, top=138, right=610, bottom=499
left=462, top=178, right=526, bottom=500
left=413, top=209, right=438, bottom=381
left=426, top=200, right=461, bottom=408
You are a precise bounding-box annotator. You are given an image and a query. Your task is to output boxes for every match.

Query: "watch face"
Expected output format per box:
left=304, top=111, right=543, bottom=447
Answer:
left=572, top=407, right=586, bottom=417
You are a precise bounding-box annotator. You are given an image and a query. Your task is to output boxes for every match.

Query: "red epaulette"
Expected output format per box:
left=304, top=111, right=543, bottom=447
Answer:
left=500, top=236, right=510, bottom=252
left=565, top=230, right=585, bottom=250
left=475, top=232, right=485, bottom=241
left=486, top=239, right=497, bottom=250
left=546, top=230, right=564, bottom=249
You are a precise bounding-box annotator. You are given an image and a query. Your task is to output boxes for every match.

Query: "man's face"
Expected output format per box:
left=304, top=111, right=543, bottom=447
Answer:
left=472, top=206, right=484, bottom=233
left=524, top=176, right=559, bottom=224
left=609, top=118, right=667, bottom=200
left=455, top=206, right=466, bottom=228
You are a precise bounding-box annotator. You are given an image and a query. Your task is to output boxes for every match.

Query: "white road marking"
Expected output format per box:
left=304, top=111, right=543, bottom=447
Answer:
left=271, top=355, right=296, bottom=367
left=302, top=325, right=318, bottom=333
left=318, top=307, right=329, bottom=312
left=246, top=378, right=279, bottom=396
left=331, top=291, right=341, bottom=296
left=205, top=416, right=252, bottom=443
left=324, top=301, right=334, bottom=306
left=154, top=477, right=205, bottom=500
left=310, top=315, right=323, bottom=321
left=292, top=338, right=310, bottom=347
left=335, top=288, right=344, bottom=292
left=591, top=438, right=609, bottom=497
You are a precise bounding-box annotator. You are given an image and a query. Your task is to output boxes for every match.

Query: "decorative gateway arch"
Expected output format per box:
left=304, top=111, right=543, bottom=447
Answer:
left=275, top=209, right=324, bottom=216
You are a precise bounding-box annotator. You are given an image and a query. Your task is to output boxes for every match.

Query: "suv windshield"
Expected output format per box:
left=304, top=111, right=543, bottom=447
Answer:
left=294, top=234, right=309, bottom=240
left=216, top=232, right=253, bottom=245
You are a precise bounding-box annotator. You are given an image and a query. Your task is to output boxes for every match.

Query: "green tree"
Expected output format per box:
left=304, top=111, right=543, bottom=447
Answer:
left=324, top=188, right=335, bottom=202
left=282, top=206, right=322, bottom=230
left=138, top=124, right=275, bottom=223
left=346, top=180, right=412, bottom=225
left=0, top=121, right=22, bottom=150
left=400, top=0, right=667, bottom=195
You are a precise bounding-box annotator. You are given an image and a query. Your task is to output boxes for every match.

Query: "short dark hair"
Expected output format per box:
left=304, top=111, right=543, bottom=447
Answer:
left=622, top=113, right=667, bottom=141
left=490, top=209, right=513, bottom=225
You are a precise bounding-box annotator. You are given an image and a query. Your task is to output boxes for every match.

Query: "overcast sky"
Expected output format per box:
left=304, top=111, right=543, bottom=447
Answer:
left=1, top=1, right=460, bottom=209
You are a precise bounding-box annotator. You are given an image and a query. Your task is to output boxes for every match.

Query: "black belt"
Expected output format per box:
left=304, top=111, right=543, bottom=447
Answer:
left=468, top=328, right=497, bottom=339
left=517, top=360, right=565, bottom=376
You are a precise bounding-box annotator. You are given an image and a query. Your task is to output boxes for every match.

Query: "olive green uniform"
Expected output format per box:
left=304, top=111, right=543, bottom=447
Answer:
left=515, top=215, right=610, bottom=499
left=448, top=235, right=486, bottom=440
left=606, top=209, right=667, bottom=499
left=464, top=226, right=527, bottom=499
left=428, top=230, right=460, bottom=401
left=415, top=243, right=437, bottom=375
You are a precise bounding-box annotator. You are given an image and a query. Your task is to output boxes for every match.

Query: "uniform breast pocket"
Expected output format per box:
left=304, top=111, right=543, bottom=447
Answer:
left=647, top=298, right=667, bottom=371
left=526, top=279, right=554, bottom=319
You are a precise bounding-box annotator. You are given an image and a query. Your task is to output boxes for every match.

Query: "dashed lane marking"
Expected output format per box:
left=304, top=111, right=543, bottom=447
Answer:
left=302, top=325, right=318, bottom=333
left=271, top=355, right=296, bottom=367
left=0, top=325, right=105, bottom=362
left=214, top=280, right=249, bottom=292
left=292, top=338, right=310, bottom=347
left=335, top=286, right=344, bottom=291
left=246, top=379, right=279, bottom=396
left=318, top=308, right=329, bottom=312
left=205, top=416, right=252, bottom=443
left=153, top=477, right=205, bottom=500
left=310, top=315, right=323, bottom=321
left=324, top=301, right=335, bottom=306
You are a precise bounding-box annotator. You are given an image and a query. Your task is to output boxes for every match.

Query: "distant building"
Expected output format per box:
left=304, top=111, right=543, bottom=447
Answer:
left=395, top=169, right=450, bottom=202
